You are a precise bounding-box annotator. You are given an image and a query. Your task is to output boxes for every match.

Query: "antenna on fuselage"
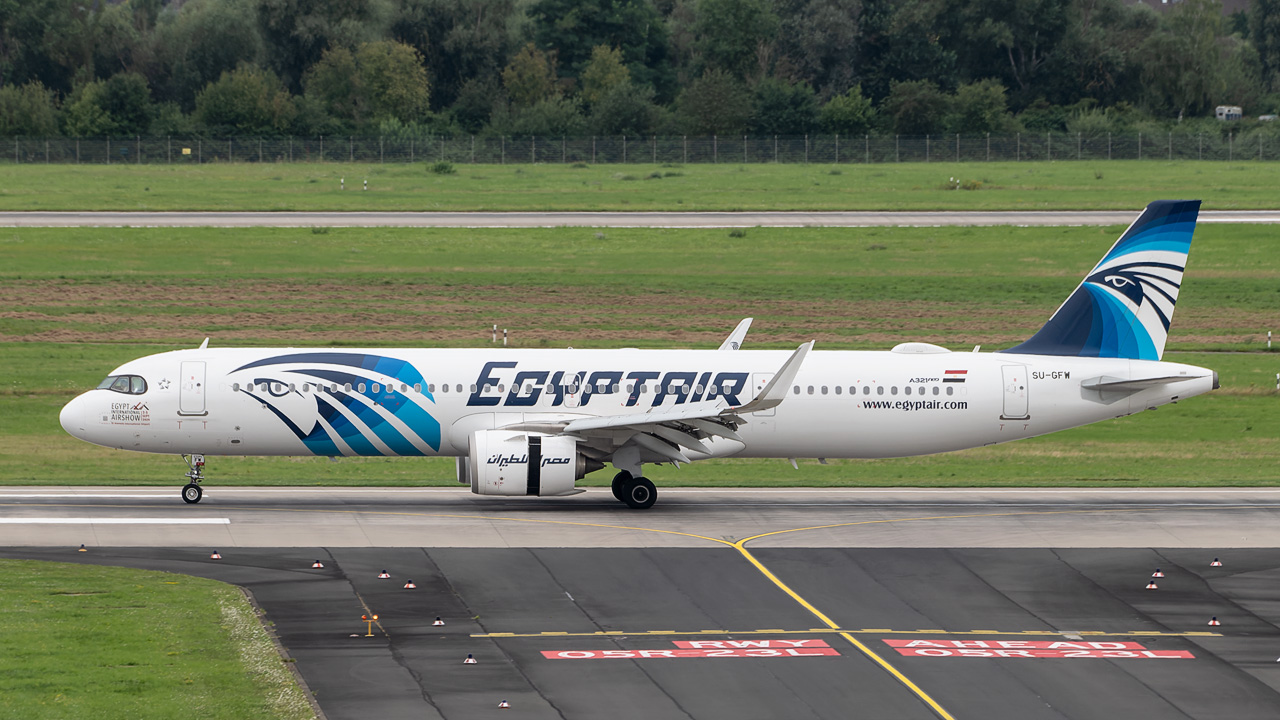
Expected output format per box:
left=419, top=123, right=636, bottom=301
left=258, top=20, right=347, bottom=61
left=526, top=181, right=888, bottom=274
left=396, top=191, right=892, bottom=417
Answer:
left=198, top=337, right=210, bottom=350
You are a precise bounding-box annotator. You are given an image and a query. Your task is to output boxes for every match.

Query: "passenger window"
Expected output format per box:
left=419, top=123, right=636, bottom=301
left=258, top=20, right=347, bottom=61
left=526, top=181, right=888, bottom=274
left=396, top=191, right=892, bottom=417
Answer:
left=876, top=386, right=884, bottom=395
left=821, top=386, right=828, bottom=395
left=946, top=386, right=954, bottom=396
left=358, top=383, right=367, bottom=393
left=862, top=386, right=870, bottom=395
left=414, top=383, right=421, bottom=393
left=807, top=385, right=814, bottom=395
left=904, top=386, right=911, bottom=396
left=794, top=385, right=800, bottom=394
left=232, top=383, right=240, bottom=392
left=612, top=383, right=621, bottom=393
left=456, top=384, right=463, bottom=393
left=891, top=386, right=898, bottom=395
left=933, top=387, right=939, bottom=396
left=344, top=383, right=352, bottom=392
left=470, top=384, right=477, bottom=392
left=835, top=386, right=841, bottom=395
left=130, top=376, right=147, bottom=394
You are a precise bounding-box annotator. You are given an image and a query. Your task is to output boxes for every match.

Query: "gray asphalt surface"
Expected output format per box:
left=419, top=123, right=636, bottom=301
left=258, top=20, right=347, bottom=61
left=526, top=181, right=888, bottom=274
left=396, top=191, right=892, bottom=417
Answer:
left=7, top=488, right=1280, bottom=719
left=4, top=487, right=1280, bottom=548
left=4, top=544, right=1279, bottom=720
left=1, top=210, right=1278, bottom=227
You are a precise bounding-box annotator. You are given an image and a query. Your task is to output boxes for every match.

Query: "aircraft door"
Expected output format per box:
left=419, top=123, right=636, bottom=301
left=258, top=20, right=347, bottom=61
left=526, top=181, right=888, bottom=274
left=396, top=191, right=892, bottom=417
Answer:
left=751, top=373, right=775, bottom=417
left=179, top=361, right=207, bottom=416
left=1000, top=365, right=1029, bottom=420
left=563, top=372, right=584, bottom=408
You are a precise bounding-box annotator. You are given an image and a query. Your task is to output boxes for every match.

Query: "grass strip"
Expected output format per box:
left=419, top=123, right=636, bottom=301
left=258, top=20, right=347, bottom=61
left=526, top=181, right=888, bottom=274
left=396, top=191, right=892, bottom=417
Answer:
left=0, top=559, right=314, bottom=720
left=1, top=161, right=1278, bottom=211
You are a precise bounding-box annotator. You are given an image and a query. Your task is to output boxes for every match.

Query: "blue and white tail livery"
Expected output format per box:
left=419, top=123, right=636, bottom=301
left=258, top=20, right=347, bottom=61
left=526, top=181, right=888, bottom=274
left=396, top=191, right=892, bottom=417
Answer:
left=60, top=201, right=1217, bottom=509
left=1003, top=200, right=1200, bottom=361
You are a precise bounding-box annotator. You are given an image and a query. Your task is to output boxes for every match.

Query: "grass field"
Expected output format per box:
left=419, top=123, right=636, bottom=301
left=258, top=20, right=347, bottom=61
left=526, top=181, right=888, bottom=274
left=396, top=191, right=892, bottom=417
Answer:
left=1, top=161, right=1279, bottom=211
left=0, top=559, right=314, bottom=720
left=1, top=222, right=1275, bottom=487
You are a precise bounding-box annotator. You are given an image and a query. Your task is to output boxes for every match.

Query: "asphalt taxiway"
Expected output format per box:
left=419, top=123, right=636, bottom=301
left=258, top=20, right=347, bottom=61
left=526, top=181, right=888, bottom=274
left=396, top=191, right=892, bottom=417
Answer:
left=4, top=487, right=1280, bottom=720
left=1, top=210, right=1278, bottom=228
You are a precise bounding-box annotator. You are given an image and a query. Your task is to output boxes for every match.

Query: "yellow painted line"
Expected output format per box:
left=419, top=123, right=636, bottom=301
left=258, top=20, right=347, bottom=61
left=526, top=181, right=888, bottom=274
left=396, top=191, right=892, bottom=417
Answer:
left=28, top=499, right=1248, bottom=720
left=471, top=627, right=1225, bottom=639
left=731, top=542, right=955, bottom=720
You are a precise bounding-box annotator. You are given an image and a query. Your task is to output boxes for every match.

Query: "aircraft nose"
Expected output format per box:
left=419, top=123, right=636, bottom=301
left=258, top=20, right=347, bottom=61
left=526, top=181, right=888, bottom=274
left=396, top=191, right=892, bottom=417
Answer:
left=60, top=394, right=86, bottom=438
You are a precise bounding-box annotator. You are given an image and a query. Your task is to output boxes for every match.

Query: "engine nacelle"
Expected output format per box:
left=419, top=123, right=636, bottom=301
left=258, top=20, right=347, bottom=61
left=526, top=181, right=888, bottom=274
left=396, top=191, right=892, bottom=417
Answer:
left=468, top=430, right=602, bottom=496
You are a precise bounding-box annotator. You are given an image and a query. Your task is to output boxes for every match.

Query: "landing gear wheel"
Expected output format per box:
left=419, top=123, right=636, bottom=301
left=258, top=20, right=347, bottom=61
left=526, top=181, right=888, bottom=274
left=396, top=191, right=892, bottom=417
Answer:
left=611, top=471, right=633, bottom=502
left=182, top=483, right=203, bottom=504
left=622, top=477, right=656, bottom=510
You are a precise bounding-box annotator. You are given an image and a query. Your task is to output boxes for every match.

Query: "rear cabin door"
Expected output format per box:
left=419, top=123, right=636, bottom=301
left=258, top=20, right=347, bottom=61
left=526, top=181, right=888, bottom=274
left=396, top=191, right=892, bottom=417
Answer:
left=1000, top=365, right=1029, bottom=420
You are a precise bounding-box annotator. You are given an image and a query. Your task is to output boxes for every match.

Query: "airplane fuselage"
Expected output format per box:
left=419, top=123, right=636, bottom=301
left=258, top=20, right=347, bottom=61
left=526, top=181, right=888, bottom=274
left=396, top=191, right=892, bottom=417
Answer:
left=60, top=345, right=1215, bottom=461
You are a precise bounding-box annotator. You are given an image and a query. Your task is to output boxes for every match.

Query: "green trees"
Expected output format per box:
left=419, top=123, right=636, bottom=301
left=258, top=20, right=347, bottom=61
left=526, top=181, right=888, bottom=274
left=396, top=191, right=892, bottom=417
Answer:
left=692, top=0, right=779, bottom=79
left=819, top=85, right=875, bottom=134
left=0, top=0, right=1274, bottom=139
left=195, top=65, right=295, bottom=135
left=1254, top=0, right=1280, bottom=92
left=0, top=82, right=59, bottom=136
left=63, top=73, right=154, bottom=136
left=303, top=41, right=429, bottom=131
left=529, top=0, right=673, bottom=97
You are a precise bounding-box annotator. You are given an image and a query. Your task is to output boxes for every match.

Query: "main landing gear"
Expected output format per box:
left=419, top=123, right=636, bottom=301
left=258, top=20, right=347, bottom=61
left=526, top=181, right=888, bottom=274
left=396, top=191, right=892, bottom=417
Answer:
left=181, top=453, right=205, bottom=504
left=611, top=471, right=657, bottom=510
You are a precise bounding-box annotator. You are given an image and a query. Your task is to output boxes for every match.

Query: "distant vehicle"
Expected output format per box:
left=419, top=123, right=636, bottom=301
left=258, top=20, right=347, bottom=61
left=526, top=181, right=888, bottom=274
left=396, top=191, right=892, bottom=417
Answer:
left=60, top=202, right=1216, bottom=509
left=1259, top=115, right=1278, bottom=122
left=1216, top=105, right=1243, bottom=121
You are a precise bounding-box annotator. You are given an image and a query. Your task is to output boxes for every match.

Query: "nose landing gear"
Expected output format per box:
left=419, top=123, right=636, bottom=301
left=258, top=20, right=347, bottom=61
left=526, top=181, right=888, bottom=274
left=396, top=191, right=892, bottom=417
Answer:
left=181, top=454, right=205, bottom=504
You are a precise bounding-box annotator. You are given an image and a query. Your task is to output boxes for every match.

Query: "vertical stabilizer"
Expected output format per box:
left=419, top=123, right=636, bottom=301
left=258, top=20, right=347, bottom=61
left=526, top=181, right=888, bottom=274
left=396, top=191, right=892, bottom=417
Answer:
left=1001, top=200, right=1200, bottom=361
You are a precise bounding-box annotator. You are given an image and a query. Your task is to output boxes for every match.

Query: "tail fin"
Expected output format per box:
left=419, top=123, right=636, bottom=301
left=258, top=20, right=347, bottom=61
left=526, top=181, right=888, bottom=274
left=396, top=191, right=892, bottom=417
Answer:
left=1001, top=200, right=1200, bottom=361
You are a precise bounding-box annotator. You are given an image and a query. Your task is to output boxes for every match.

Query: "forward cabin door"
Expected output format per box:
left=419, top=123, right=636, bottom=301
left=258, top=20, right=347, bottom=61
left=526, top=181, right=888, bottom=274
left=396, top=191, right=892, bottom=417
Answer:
left=1000, top=365, right=1029, bottom=420
left=179, top=361, right=207, bottom=416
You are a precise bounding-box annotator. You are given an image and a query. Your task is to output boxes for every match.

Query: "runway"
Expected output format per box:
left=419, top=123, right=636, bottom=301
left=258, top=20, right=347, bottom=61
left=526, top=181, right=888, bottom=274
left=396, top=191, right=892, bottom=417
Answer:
left=4, top=487, right=1280, bottom=719
left=1, top=210, right=1278, bottom=227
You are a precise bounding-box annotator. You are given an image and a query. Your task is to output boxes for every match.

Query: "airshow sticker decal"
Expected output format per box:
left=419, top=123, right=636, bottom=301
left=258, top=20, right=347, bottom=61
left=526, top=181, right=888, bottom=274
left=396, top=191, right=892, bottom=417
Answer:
left=108, top=401, right=150, bottom=426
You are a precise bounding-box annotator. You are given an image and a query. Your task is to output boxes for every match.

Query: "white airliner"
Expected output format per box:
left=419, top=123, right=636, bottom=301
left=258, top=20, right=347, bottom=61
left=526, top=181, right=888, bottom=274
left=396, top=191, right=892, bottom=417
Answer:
left=60, top=201, right=1215, bottom=509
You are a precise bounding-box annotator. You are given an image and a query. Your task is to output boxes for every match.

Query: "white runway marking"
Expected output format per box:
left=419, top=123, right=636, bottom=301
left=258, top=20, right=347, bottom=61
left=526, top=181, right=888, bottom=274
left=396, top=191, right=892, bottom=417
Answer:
left=0, top=494, right=178, bottom=499
left=0, top=518, right=230, bottom=524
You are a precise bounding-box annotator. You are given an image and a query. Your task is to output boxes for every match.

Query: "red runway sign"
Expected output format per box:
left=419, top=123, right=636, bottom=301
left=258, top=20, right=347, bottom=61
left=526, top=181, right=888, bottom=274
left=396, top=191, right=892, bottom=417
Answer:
left=543, top=638, right=840, bottom=660
left=883, top=639, right=1194, bottom=660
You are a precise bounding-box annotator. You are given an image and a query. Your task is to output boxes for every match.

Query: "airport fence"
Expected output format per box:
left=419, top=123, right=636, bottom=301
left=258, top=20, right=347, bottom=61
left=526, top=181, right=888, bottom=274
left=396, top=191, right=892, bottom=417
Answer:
left=4, top=131, right=1279, bottom=164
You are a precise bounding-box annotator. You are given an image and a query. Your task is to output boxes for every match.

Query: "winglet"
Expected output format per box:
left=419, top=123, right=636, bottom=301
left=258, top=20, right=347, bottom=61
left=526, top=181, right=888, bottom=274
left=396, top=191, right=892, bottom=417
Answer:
left=719, top=318, right=753, bottom=350
left=732, top=341, right=813, bottom=415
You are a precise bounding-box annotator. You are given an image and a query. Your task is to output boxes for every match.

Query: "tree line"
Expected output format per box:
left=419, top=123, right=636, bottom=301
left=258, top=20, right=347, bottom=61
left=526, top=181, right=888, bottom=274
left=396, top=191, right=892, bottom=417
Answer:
left=0, top=0, right=1278, bottom=141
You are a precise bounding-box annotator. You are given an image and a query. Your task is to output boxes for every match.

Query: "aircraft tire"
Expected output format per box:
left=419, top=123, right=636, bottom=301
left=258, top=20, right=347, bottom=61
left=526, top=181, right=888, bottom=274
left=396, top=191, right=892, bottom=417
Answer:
left=182, top=483, right=203, bottom=504
left=611, top=471, right=632, bottom=502
left=622, top=477, right=656, bottom=510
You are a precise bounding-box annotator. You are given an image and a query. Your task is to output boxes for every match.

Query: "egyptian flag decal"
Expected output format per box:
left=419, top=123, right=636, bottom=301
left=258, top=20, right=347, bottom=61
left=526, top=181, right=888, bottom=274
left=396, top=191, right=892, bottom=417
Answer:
left=943, top=370, right=968, bottom=383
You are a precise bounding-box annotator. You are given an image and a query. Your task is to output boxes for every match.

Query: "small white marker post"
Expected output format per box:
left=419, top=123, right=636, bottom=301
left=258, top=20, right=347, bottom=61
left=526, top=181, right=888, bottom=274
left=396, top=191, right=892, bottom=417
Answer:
left=492, top=324, right=497, bottom=343
left=1275, top=373, right=1278, bottom=391
left=340, top=177, right=344, bottom=190
left=503, top=329, right=508, bottom=347
left=1269, top=331, right=1272, bottom=349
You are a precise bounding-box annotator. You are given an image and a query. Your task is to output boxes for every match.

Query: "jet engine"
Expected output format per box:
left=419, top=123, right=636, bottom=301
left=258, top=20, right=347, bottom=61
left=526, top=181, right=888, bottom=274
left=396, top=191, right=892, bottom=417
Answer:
left=465, top=430, right=603, bottom=496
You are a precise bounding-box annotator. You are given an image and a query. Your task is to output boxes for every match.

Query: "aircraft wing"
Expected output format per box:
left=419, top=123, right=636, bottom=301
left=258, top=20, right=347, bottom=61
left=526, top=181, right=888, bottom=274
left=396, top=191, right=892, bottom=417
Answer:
left=502, top=342, right=813, bottom=465
left=718, top=318, right=753, bottom=350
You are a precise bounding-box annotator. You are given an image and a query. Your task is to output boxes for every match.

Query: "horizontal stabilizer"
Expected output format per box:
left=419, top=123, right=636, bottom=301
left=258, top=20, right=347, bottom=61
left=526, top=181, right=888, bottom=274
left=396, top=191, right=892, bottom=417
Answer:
left=1081, top=375, right=1210, bottom=394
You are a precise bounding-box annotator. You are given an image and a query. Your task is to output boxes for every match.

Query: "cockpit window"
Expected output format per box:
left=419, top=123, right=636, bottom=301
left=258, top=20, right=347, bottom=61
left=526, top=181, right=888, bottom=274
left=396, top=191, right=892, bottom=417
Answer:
left=98, top=375, right=147, bottom=395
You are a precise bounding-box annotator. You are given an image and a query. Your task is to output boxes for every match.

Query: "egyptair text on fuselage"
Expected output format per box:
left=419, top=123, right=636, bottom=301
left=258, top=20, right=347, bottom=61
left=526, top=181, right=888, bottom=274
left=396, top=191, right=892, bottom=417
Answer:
left=468, top=362, right=750, bottom=407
